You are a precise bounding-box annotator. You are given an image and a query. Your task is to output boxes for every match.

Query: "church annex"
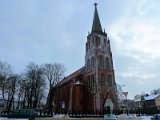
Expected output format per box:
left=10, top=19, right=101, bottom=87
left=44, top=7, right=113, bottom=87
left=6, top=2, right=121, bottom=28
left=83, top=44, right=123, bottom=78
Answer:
left=48, top=3, right=118, bottom=114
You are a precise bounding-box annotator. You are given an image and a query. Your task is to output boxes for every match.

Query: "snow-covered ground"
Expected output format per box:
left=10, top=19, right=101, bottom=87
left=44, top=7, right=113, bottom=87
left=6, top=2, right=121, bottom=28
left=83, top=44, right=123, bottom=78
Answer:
left=141, top=116, right=153, bottom=120
left=117, top=114, right=154, bottom=120
left=0, top=118, right=28, bottom=120
left=0, top=115, right=154, bottom=120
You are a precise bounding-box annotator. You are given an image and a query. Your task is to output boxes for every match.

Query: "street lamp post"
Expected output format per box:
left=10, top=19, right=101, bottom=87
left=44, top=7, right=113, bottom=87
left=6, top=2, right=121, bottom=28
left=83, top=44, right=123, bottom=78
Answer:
left=17, top=92, right=21, bottom=109
left=32, top=96, right=35, bottom=109
left=123, top=92, right=128, bottom=115
left=25, top=101, right=28, bottom=109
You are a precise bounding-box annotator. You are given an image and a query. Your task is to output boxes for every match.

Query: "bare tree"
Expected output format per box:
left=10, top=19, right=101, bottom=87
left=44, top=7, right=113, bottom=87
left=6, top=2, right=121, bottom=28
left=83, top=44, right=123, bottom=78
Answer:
left=43, top=63, right=66, bottom=112
left=134, top=95, right=141, bottom=100
left=24, top=62, right=46, bottom=109
left=150, top=88, right=160, bottom=95
left=43, top=63, right=66, bottom=90
left=0, top=61, right=12, bottom=100
left=6, top=74, right=20, bottom=112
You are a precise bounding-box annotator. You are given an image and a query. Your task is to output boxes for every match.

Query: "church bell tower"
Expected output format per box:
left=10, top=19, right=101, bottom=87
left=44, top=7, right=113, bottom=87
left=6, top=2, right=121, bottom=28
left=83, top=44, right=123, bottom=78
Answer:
left=85, top=3, right=118, bottom=113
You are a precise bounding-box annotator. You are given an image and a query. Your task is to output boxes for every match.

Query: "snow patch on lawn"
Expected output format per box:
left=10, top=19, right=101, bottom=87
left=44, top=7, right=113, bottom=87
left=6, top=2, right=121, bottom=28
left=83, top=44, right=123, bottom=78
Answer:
left=0, top=117, right=28, bottom=120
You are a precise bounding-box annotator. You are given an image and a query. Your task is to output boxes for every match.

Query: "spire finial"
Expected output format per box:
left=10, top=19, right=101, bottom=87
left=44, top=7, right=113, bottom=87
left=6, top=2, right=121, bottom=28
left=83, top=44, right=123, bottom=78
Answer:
left=91, top=3, right=102, bottom=33
left=94, top=3, right=97, bottom=7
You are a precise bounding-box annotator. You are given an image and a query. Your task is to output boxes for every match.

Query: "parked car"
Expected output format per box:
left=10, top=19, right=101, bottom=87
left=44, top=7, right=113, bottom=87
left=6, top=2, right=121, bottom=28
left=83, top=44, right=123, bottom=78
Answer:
left=153, top=114, right=160, bottom=120
left=8, top=109, right=37, bottom=119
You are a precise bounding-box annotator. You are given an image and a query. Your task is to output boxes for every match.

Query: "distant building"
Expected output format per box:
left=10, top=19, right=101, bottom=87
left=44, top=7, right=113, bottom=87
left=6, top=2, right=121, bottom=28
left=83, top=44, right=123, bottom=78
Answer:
left=0, top=93, right=22, bottom=112
left=135, top=94, right=160, bottom=114
left=47, top=3, right=118, bottom=114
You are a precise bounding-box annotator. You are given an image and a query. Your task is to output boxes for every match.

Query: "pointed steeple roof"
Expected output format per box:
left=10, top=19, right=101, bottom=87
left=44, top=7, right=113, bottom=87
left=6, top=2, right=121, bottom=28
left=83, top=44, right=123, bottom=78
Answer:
left=91, top=3, right=102, bottom=33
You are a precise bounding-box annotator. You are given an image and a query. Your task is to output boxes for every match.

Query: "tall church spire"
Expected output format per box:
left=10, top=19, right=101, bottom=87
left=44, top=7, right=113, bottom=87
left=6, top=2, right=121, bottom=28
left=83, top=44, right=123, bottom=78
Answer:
left=91, top=3, right=102, bottom=33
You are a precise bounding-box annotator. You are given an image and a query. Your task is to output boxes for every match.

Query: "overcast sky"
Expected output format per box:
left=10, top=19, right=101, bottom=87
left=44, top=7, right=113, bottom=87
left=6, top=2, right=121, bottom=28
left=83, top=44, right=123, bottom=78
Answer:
left=0, top=0, right=160, bottom=99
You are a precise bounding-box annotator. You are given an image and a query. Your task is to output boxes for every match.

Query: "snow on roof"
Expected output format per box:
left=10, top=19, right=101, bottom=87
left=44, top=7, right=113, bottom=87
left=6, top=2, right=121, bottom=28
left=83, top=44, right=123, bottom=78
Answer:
left=74, top=81, right=83, bottom=85
left=144, top=94, right=160, bottom=100
left=135, top=99, right=141, bottom=102
left=59, top=66, right=85, bottom=86
left=135, top=94, right=160, bottom=102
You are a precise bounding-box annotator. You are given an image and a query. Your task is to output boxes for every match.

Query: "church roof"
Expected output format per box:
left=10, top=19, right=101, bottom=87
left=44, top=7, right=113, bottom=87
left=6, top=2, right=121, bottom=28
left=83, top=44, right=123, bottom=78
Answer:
left=58, top=66, right=85, bottom=86
left=91, top=3, right=102, bottom=33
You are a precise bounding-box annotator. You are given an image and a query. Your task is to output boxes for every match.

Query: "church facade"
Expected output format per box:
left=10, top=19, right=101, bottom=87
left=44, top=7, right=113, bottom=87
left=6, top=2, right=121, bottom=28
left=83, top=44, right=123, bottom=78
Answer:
left=49, top=4, right=118, bottom=114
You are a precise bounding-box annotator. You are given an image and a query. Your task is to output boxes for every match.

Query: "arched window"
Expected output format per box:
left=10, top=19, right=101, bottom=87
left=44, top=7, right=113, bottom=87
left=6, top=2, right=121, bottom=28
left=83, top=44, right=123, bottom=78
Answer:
left=101, top=74, right=105, bottom=85
left=87, top=59, right=89, bottom=70
left=106, top=57, right=111, bottom=68
left=87, top=59, right=91, bottom=70
left=92, top=75, right=95, bottom=87
left=88, top=77, right=90, bottom=88
left=99, top=55, right=104, bottom=68
left=90, top=76, right=92, bottom=88
left=91, top=56, right=95, bottom=70
left=93, top=75, right=95, bottom=87
left=92, top=38, right=95, bottom=46
left=95, top=36, right=100, bottom=47
left=107, top=75, right=112, bottom=87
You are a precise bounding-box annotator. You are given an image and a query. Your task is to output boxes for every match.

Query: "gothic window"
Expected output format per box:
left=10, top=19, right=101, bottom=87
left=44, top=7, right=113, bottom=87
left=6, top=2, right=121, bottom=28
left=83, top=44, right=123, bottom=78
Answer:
left=96, top=36, right=100, bottom=47
left=91, top=56, right=95, bottom=70
left=96, top=40, right=98, bottom=47
left=101, top=73, right=104, bottom=85
left=98, top=39, right=100, bottom=46
left=107, top=75, right=112, bottom=87
left=99, top=55, right=104, bottom=68
left=91, top=75, right=95, bottom=87
left=106, top=57, right=111, bottom=68
left=89, top=77, right=90, bottom=88
left=90, top=76, right=93, bottom=88
left=88, top=77, right=90, bottom=88
left=92, top=38, right=95, bottom=46
left=92, top=75, right=95, bottom=86
left=87, top=59, right=91, bottom=70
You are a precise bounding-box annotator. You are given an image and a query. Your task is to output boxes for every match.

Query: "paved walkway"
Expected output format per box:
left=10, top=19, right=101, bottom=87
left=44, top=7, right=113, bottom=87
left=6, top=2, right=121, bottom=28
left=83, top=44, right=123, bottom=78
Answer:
left=35, top=118, right=102, bottom=120
left=35, top=117, right=142, bottom=120
left=35, top=114, right=150, bottom=120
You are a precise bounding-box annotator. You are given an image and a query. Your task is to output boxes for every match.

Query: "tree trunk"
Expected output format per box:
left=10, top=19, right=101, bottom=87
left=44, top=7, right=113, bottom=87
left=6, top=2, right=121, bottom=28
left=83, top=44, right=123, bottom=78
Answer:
left=7, top=96, right=13, bottom=113
left=2, top=85, right=5, bottom=100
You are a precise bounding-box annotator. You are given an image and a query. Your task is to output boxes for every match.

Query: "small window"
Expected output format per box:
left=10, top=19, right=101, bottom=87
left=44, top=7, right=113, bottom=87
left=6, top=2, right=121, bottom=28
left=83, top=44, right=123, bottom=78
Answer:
left=92, top=75, right=95, bottom=87
left=106, top=57, right=111, bottom=68
left=95, top=36, right=100, bottom=47
left=91, top=57, right=95, bottom=70
left=87, top=59, right=90, bottom=70
left=101, top=74, right=105, bottom=85
left=99, top=55, right=104, bottom=68
left=107, top=75, right=112, bottom=87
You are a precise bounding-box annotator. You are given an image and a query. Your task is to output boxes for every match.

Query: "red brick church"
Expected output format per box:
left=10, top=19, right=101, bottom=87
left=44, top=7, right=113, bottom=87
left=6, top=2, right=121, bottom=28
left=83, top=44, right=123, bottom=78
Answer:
left=47, top=3, right=118, bottom=114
